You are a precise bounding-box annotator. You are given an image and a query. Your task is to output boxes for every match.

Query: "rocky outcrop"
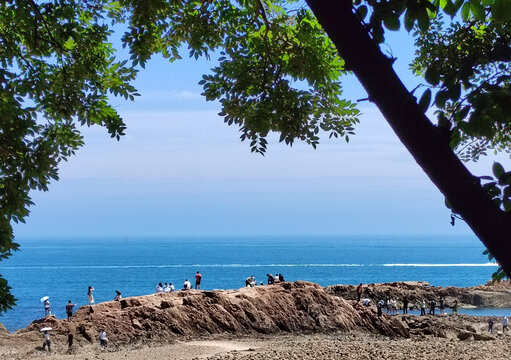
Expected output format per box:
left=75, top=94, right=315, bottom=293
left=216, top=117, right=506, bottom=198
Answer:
left=325, top=281, right=511, bottom=309
left=11, top=282, right=408, bottom=348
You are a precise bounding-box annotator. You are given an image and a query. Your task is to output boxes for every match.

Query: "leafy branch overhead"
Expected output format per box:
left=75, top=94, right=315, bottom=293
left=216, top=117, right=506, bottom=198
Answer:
left=123, top=0, right=360, bottom=154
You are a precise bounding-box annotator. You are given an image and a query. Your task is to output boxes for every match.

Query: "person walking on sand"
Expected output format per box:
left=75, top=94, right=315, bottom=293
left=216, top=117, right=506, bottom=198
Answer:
left=420, top=299, right=426, bottom=316
left=42, top=330, right=51, bottom=351
left=99, top=329, right=108, bottom=347
left=67, top=332, right=74, bottom=352
left=66, top=300, right=76, bottom=320
left=43, top=298, right=51, bottom=316
left=195, top=271, right=202, bottom=289
left=356, top=283, right=363, bottom=302
left=502, top=316, right=508, bottom=332
left=87, top=286, right=95, bottom=305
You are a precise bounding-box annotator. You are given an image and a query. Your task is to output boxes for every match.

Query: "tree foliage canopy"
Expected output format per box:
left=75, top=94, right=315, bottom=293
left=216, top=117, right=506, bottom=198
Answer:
left=1, top=0, right=511, bottom=311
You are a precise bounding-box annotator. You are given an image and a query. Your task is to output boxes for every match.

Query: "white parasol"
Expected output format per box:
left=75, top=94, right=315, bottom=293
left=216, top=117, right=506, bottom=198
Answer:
left=40, top=296, right=49, bottom=303
left=40, top=327, right=52, bottom=332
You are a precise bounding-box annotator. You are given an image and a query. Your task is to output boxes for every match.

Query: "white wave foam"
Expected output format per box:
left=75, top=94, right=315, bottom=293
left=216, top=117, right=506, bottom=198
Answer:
left=383, top=263, right=498, bottom=267
left=0, top=263, right=497, bottom=270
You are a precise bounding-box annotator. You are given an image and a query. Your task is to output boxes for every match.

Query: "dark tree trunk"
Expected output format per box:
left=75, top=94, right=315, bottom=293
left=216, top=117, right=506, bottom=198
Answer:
left=306, top=0, right=511, bottom=274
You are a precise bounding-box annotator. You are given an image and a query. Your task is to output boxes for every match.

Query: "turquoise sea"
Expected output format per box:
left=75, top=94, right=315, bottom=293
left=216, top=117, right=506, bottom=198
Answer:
left=0, top=235, right=503, bottom=331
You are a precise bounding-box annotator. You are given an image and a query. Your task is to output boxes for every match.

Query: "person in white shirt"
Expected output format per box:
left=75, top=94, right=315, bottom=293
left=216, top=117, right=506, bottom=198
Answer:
left=503, top=316, right=508, bottom=332
left=99, top=329, right=108, bottom=347
left=87, top=286, right=95, bottom=305
left=169, top=283, right=175, bottom=292
left=183, top=279, right=191, bottom=290
left=155, top=283, right=164, bottom=293
left=164, top=283, right=170, bottom=292
left=43, top=299, right=51, bottom=316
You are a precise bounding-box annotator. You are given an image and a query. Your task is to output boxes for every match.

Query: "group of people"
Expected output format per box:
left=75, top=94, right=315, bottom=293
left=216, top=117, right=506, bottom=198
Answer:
left=266, top=273, right=285, bottom=285
left=41, top=328, right=108, bottom=352
left=375, top=296, right=457, bottom=317
left=42, top=285, right=122, bottom=319
left=245, top=273, right=286, bottom=287
left=488, top=316, right=508, bottom=334
left=155, top=271, right=202, bottom=293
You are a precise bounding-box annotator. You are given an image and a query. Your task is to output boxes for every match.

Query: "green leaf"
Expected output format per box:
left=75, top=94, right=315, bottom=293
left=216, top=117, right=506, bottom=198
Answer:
left=356, top=5, right=368, bottom=20
left=493, top=162, right=505, bottom=179
left=461, top=2, right=471, bottom=20
left=417, top=8, right=431, bottom=31
left=383, top=14, right=400, bottom=31
left=435, top=90, right=449, bottom=108
left=470, top=0, right=486, bottom=21
left=425, top=67, right=440, bottom=86
left=418, top=89, right=432, bottom=112
left=492, top=0, right=511, bottom=22
left=404, top=9, right=415, bottom=31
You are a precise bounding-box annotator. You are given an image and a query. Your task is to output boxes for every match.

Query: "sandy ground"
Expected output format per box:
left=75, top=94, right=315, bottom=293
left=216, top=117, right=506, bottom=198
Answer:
left=6, top=332, right=511, bottom=360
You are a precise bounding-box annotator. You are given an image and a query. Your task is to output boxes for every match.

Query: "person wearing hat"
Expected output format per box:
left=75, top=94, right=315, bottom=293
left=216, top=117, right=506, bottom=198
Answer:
left=42, top=330, right=51, bottom=351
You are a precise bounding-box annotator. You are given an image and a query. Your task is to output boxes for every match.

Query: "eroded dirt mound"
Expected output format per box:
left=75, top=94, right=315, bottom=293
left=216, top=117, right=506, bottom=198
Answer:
left=325, top=281, right=511, bottom=309
left=13, top=282, right=408, bottom=348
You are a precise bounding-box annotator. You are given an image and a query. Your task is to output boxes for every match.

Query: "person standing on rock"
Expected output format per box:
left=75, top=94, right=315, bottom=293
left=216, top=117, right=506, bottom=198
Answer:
left=356, top=283, right=363, bottom=302
left=195, top=271, right=202, bottom=289
left=66, top=300, right=76, bottom=320
left=87, top=286, right=95, bottom=305
left=420, top=299, right=426, bottom=316
left=43, top=298, right=51, bottom=317
left=429, top=299, right=436, bottom=315
left=502, top=316, right=508, bottom=332
left=377, top=299, right=384, bottom=318
left=488, top=317, right=494, bottom=334
left=402, top=298, right=408, bottom=314
left=452, top=300, right=458, bottom=315
left=439, top=297, right=445, bottom=315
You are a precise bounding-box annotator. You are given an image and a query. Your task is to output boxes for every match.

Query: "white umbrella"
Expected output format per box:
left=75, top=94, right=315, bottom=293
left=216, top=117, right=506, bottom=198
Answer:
left=40, top=327, right=52, bottom=332
left=40, top=296, right=49, bottom=303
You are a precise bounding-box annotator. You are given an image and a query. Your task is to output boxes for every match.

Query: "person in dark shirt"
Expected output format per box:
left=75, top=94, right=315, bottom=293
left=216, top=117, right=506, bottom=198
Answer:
left=402, top=298, right=409, bottom=314
left=66, top=300, right=76, bottom=320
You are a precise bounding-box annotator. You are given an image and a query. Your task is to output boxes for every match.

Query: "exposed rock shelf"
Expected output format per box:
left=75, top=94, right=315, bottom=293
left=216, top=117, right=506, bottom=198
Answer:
left=325, top=281, right=511, bottom=309
left=7, top=282, right=408, bottom=349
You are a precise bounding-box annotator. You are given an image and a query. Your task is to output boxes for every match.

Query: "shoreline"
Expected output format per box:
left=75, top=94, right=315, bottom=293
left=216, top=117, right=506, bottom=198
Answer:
left=3, top=280, right=511, bottom=333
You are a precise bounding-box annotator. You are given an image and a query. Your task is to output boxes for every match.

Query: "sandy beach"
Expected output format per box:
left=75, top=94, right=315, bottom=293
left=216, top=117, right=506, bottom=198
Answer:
left=5, top=332, right=511, bottom=360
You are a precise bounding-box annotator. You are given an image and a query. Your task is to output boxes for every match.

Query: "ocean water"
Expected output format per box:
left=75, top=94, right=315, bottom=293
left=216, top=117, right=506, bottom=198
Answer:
left=0, top=235, right=500, bottom=332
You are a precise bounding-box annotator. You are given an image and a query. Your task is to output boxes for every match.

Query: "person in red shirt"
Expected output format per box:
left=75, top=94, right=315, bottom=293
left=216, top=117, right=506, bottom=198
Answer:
left=356, top=283, right=363, bottom=302
left=195, top=271, right=202, bottom=289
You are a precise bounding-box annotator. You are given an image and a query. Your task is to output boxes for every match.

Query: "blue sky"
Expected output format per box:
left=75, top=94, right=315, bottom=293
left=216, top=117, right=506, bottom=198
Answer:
left=12, top=24, right=500, bottom=238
